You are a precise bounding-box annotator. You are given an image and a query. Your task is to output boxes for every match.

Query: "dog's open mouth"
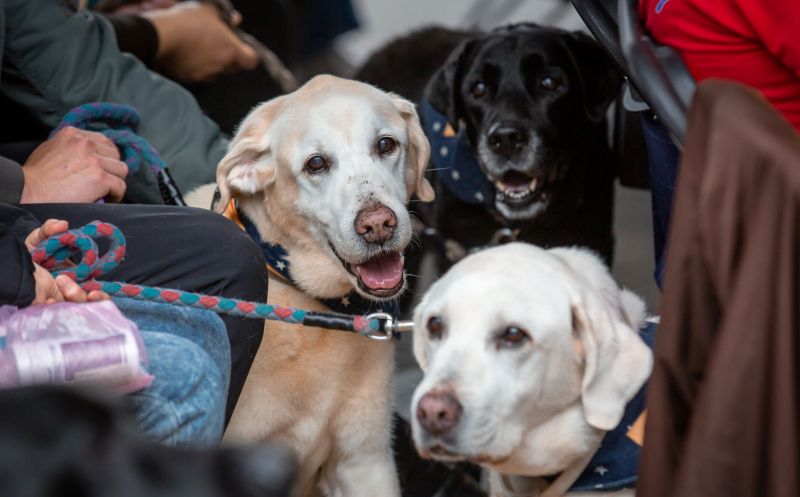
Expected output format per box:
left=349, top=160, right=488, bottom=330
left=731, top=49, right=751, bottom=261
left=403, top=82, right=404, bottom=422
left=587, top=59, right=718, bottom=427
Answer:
left=331, top=245, right=405, bottom=298
left=353, top=252, right=404, bottom=297
left=494, top=170, right=553, bottom=208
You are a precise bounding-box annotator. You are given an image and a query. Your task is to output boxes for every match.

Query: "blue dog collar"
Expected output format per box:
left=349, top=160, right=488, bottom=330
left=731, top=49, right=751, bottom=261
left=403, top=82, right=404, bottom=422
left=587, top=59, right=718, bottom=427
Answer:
left=420, top=99, right=495, bottom=207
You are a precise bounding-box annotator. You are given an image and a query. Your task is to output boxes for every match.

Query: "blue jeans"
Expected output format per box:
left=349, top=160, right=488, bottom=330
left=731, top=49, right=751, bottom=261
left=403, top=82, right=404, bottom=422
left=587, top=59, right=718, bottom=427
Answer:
left=641, top=114, right=681, bottom=287
left=114, top=299, right=230, bottom=447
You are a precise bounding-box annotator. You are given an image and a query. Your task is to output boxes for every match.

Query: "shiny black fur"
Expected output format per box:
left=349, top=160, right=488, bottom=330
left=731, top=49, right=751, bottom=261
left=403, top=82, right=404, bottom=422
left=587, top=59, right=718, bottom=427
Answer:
left=426, top=23, right=620, bottom=267
left=358, top=25, right=620, bottom=282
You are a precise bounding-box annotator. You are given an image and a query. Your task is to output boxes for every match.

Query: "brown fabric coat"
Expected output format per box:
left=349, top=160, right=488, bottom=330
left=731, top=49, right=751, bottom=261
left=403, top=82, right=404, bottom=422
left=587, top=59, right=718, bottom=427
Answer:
left=637, top=80, right=800, bottom=497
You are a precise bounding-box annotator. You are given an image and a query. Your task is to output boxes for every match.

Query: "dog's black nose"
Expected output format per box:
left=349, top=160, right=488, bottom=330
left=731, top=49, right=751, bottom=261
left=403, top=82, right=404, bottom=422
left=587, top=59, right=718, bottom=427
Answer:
left=416, top=390, right=463, bottom=435
left=488, top=123, right=528, bottom=158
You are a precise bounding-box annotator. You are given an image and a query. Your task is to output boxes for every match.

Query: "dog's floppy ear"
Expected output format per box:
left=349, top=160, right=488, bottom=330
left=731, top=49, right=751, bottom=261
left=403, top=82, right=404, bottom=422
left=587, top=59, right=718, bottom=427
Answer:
left=392, top=95, right=435, bottom=203
left=562, top=32, right=622, bottom=122
left=215, top=96, right=285, bottom=213
left=571, top=293, right=651, bottom=430
left=425, top=37, right=478, bottom=128
left=552, top=247, right=651, bottom=431
left=412, top=293, right=433, bottom=372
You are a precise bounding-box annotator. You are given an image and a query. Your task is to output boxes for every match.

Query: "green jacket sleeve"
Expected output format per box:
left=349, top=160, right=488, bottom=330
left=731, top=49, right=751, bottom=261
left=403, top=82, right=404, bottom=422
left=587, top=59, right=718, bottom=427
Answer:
left=0, top=0, right=228, bottom=203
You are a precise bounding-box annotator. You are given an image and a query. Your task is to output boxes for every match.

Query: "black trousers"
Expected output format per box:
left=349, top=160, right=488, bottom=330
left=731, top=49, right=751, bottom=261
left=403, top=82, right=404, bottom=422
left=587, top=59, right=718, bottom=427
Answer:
left=23, top=203, right=267, bottom=424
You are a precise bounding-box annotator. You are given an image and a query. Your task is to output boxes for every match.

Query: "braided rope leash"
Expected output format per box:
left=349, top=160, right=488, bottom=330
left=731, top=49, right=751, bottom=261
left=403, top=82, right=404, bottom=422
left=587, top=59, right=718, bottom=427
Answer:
left=53, top=103, right=185, bottom=205
left=31, top=222, right=408, bottom=340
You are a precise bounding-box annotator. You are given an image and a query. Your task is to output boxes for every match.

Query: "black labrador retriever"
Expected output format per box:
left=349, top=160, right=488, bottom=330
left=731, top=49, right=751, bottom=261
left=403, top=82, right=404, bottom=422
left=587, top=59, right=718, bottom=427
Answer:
left=0, top=386, right=296, bottom=497
left=358, top=24, right=621, bottom=274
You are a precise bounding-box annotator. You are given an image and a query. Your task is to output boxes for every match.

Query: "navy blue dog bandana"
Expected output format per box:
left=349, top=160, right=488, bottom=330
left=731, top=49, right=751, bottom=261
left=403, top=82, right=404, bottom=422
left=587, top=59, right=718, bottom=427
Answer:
left=420, top=99, right=496, bottom=207
left=567, top=320, right=656, bottom=492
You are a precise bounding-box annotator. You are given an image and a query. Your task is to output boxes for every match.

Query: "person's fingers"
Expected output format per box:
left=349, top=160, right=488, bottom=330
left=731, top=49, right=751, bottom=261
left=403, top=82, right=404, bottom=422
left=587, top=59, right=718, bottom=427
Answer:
left=25, top=219, right=68, bottom=249
left=103, top=173, right=128, bottom=203
left=87, top=290, right=111, bottom=302
left=98, top=156, right=129, bottom=180
left=56, top=275, right=87, bottom=303
left=25, top=227, right=43, bottom=250
left=41, top=219, right=69, bottom=237
left=234, top=38, right=259, bottom=70
left=83, top=131, right=121, bottom=160
left=144, top=0, right=177, bottom=11
left=230, top=9, right=243, bottom=27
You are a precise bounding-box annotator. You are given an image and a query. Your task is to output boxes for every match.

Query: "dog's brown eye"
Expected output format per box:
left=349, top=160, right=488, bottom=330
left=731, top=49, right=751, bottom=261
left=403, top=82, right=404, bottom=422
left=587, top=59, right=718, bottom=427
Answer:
left=427, top=316, right=445, bottom=339
left=377, top=137, right=397, bottom=156
left=540, top=77, right=563, bottom=92
left=304, top=155, right=328, bottom=174
left=498, top=326, right=530, bottom=348
left=472, top=82, right=487, bottom=98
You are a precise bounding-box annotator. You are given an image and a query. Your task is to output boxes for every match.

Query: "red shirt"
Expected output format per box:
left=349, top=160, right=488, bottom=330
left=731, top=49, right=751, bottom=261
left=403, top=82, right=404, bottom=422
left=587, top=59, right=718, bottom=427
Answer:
left=640, top=0, right=800, bottom=131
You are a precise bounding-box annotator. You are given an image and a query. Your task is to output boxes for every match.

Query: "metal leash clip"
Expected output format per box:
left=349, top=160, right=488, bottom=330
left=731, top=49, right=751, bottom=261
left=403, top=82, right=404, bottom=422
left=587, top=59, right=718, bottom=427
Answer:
left=364, top=313, right=415, bottom=341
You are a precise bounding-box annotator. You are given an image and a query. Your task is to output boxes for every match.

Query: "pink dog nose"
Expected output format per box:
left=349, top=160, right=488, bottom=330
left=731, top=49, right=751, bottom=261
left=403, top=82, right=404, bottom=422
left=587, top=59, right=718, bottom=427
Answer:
left=355, top=204, right=397, bottom=244
left=416, top=391, right=463, bottom=435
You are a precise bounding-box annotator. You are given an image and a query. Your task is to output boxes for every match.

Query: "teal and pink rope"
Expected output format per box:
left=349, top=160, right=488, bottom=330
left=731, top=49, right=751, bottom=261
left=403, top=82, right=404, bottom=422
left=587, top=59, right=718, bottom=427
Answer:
left=52, top=103, right=167, bottom=177
left=31, top=222, right=383, bottom=337
left=52, top=103, right=186, bottom=206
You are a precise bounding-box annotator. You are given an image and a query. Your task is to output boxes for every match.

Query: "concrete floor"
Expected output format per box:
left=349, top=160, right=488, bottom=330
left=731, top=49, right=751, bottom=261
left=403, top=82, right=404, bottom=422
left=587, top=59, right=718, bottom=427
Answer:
left=334, top=0, right=662, bottom=419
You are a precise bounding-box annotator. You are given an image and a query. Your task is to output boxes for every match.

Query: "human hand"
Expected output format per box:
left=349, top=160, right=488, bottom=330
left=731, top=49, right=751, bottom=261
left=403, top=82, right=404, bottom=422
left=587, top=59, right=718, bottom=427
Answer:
left=26, top=219, right=111, bottom=304
left=32, top=267, right=111, bottom=305
left=102, top=0, right=177, bottom=15
left=144, top=1, right=258, bottom=83
left=20, top=127, right=128, bottom=204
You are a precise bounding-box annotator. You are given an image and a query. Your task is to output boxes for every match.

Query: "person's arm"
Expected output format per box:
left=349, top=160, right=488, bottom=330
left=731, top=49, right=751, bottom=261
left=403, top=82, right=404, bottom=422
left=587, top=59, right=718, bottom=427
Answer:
left=1, top=0, right=230, bottom=203
left=0, top=158, right=25, bottom=204
left=106, top=2, right=258, bottom=84
left=106, top=14, right=159, bottom=66
left=0, top=204, right=38, bottom=306
left=740, top=0, right=800, bottom=79
left=0, top=205, right=111, bottom=306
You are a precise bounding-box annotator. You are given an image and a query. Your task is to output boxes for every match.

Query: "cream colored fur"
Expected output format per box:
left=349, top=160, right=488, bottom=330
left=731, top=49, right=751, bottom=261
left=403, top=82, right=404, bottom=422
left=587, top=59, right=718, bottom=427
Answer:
left=205, top=75, right=434, bottom=497
left=410, top=244, right=651, bottom=497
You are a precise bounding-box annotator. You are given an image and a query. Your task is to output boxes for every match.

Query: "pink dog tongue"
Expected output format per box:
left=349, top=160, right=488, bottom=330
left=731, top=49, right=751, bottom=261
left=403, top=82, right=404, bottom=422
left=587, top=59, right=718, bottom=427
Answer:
left=355, top=253, right=403, bottom=290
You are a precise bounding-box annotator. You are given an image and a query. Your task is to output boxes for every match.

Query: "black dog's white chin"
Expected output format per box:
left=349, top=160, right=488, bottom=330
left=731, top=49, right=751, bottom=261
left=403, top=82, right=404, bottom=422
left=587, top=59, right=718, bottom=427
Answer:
left=495, top=195, right=549, bottom=221
left=493, top=170, right=552, bottom=221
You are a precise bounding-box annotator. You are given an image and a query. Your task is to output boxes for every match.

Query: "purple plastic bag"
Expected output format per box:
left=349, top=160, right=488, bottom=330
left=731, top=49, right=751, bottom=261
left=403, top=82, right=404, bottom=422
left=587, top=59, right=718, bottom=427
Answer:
left=0, top=301, right=153, bottom=394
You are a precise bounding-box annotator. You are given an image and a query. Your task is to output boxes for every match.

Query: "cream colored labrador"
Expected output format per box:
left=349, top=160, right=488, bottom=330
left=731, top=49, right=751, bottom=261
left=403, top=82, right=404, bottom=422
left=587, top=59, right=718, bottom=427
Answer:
left=198, top=75, right=434, bottom=497
left=410, top=243, right=652, bottom=497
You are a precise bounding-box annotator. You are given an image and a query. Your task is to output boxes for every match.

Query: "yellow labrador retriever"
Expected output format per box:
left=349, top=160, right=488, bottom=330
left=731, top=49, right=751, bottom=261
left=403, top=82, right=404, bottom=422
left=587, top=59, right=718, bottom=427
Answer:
left=210, top=75, right=434, bottom=497
left=410, top=243, right=653, bottom=497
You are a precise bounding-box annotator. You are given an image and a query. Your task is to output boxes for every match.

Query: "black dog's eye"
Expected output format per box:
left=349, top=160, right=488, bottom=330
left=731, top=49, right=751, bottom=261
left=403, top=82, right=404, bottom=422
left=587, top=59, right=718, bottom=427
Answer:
left=427, top=316, right=445, bottom=339
left=471, top=82, right=487, bottom=98
left=304, top=155, right=329, bottom=174
left=540, top=76, right=564, bottom=92
left=497, top=326, right=530, bottom=349
left=377, top=136, right=397, bottom=156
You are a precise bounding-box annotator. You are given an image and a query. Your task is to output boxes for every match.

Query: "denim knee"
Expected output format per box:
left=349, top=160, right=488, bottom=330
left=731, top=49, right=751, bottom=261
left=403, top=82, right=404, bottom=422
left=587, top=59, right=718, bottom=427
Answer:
left=128, top=331, right=227, bottom=447
left=115, top=299, right=230, bottom=447
left=113, top=298, right=231, bottom=379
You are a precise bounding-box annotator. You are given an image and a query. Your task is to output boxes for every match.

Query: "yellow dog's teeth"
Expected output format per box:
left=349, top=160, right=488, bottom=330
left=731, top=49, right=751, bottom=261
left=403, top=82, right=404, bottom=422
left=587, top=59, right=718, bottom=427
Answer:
left=529, top=178, right=539, bottom=191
